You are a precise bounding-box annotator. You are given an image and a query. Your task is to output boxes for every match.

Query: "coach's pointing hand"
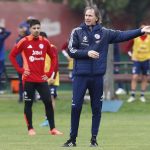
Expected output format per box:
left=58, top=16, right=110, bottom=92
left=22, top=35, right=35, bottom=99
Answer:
left=141, top=26, right=150, bottom=34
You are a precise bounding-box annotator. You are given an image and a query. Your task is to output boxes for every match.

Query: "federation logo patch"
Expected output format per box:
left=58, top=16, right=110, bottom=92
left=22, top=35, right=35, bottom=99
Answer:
left=39, top=44, right=44, bottom=49
left=94, top=34, right=100, bottom=39
left=23, top=91, right=31, bottom=101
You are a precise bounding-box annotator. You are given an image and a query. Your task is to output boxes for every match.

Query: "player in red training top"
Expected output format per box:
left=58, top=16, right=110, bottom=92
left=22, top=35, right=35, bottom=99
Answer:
left=9, top=19, right=63, bottom=136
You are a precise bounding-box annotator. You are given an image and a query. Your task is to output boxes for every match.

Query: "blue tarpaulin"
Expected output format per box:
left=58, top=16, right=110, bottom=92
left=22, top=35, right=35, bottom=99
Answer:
left=102, top=100, right=123, bottom=112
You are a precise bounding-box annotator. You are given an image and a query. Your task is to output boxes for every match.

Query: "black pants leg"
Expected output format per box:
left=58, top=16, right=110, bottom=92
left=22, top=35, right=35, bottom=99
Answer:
left=36, top=82, right=55, bottom=130
left=24, top=82, right=35, bottom=130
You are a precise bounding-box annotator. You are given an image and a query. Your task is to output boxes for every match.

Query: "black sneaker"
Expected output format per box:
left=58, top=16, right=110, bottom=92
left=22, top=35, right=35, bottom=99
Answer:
left=90, top=138, right=98, bottom=147
left=63, top=139, right=76, bottom=147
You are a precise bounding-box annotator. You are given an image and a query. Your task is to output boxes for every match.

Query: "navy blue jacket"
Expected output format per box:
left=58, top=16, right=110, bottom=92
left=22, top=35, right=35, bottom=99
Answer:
left=68, top=23, right=143, bottom=76
left=0, top=28, right=11, bottom=60
left=16, top=36, right=24, bottom=67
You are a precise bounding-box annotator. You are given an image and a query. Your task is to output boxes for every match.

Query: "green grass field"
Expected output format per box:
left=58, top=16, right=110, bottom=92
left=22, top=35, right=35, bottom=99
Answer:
left=0, top=91, right=150, bottom=150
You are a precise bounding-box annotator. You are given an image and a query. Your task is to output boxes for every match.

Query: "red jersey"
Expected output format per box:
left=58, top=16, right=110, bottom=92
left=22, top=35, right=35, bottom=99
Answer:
left=9, top=35, right=57, bottom=82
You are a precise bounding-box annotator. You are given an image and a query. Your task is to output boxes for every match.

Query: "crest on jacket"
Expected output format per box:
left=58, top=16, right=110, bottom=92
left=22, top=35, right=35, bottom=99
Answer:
left=94, top=34, right=100, bottom=39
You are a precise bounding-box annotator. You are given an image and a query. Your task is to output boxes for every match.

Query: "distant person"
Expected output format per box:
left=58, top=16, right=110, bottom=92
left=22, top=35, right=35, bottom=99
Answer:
left=9, top=19, right=62, bottom=136
left=39, top=32, right=61, bottom=129
left=127, top=29, right=150, bottom=103
left=63, top=6, right=150, bottom=147
left=0, top=24, right=11, bottom=94
left=19, top=16, right=35, bottom=36
left=61, top=41, right=73, bottom=79
left=16, top=22, right=30, bottom=103
left=114, top=43, right=126, bottom=95
left=16, top=18, right=37, bottom=103
left=40, top=51, right=60, bottom=126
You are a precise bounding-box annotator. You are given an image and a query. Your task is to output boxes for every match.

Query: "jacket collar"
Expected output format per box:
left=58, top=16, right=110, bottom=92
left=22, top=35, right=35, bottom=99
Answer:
left=80, top=23, right=102, bottom=31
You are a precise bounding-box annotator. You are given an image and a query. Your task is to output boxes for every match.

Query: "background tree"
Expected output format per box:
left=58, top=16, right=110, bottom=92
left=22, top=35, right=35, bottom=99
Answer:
left=126, top=0, right=150, bottom=27
left=49, top=0, right=150, bottom=99
left=63, top=0, right=150, bottom=27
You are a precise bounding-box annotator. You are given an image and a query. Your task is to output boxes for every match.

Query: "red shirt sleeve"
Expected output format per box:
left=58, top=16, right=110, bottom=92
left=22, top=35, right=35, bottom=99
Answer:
left=61, top=41, right=68, bottom=51
left=124, top=39, right=134, bottom=53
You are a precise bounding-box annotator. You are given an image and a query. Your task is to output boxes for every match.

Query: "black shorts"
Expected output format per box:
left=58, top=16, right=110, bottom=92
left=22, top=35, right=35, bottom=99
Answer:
left=24, top=82, right=50, bottom=102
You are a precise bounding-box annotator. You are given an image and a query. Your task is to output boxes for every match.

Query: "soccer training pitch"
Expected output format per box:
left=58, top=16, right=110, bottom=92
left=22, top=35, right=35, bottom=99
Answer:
left=0, top=91, right=150, bottom=150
